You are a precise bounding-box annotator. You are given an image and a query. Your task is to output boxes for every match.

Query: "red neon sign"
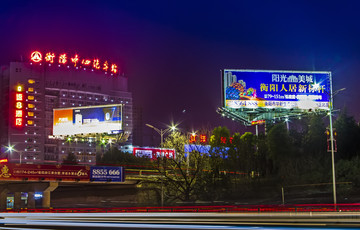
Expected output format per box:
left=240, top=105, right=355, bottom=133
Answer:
left=30, top=51, right=42, bottom=62
left=45, top=52, right=55, bottom=63
left=14, top=85, right=24, bottom=128
left=30, top=51, right=120, bottom=75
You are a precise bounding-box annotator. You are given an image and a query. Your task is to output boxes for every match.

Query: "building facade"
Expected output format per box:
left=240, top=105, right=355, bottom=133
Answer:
left=1, top=60, right=133, bottom=164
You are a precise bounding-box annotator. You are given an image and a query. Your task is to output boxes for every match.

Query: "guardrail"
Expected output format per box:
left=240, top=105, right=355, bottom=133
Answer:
left=3, top=204, right=360, bottom=213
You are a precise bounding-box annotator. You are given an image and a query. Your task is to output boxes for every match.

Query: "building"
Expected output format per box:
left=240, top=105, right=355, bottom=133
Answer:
left=0, top=51, right=133, bottom=164
left=132, top=106, right=143, bottom=146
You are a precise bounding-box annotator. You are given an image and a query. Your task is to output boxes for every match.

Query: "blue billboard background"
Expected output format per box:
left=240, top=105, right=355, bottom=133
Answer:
left=90, top=166, right=124, bottom=182
left=223, top=70, right=331, bottom=110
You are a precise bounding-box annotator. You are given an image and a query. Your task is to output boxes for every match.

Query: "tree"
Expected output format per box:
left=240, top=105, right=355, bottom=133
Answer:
left=97, top=147, right=150, bottom=167
left=155, top=132, right=209, bottom=203
left=334, top=109, right=360, bottom=160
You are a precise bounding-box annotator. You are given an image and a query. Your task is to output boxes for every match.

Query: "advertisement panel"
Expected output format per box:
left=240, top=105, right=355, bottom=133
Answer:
left=133, top=147, right=175, bottom=160
left=53, top=104, right=122, bottom=135
left=0, top=163, right=90, bottom=181
left=90, top=166, right=124, bottom=182
left=223, top=70, right=331, bottom=110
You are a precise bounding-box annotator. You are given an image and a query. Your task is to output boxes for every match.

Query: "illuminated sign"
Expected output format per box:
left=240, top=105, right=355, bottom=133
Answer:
left=223, top=70, right=331, bottom=110
left=30, top=51, right=42, bottom=62
left=251, top=120, right=266, bottom=125
left=90, top=166, right=124, bottom=182
left=188, top=134, right=209, bottom=144
left=133, top=147, right=175, bottom=160
left=0, top=163, right=90, bottom=181
left=53, top=104, right=122, bottom=136
left=14, top=85, right=25, bottom=127
left=30, top=51, right=119, bottom=75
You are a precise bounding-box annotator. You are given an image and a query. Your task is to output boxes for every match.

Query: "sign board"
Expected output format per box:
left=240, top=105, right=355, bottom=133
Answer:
left=0, top=163, right=90, bottom=181
left=53, top=104, right=122, bottom=136
left=223, top=69, right=331, bottom=110
left=133, top=147, right=175, bottom=160
left=90, top=166, right=124, bottom=182
left=30, top=51, right=119, bottom=75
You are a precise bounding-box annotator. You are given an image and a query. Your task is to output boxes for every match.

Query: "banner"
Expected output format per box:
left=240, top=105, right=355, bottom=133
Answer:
left=90, top=166, right=124, bottom=182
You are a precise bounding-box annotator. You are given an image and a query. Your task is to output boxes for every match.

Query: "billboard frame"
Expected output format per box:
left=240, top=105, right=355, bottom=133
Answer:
left=53, top=104, right=123, bottom=136
left=219, top=69, right=332, bottom=126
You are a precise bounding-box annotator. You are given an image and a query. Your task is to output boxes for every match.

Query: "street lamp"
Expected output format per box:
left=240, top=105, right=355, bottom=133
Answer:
left=328, top=86, right=346, bottom=206
left=145, top=123, right=177, bottom=207
left=145, top=124, right=177, bottom=147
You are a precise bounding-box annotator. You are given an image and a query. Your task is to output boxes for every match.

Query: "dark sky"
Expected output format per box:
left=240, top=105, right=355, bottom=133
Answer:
left=1, top=1, right=359, bottom=136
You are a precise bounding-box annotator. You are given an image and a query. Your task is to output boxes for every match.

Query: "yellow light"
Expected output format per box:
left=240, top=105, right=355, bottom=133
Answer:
left=28, top=112, right=34, bottom=116
left=28, top=87, right=34, bottom=92
left=27, top=95, right=34, bottom=100
left=28, top=79, right=35, bottom=84
left=28, top=104, right=35, bottom=109
left=27, top=120, right=34, bottom=125
left=17, top=85, right=22, bottom=92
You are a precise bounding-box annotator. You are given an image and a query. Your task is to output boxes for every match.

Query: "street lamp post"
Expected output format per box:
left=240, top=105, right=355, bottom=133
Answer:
left=145, top=123, right=176, bottom=207
left=328, top=81, right=346, bottom=206
left=145, top=124, right=176, bottom=148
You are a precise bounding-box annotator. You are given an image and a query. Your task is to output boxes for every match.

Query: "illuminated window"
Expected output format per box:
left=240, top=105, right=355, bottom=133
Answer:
left=28, top=95, right=34, bottom=100
left=28, top=87, right=34, bottom=92
left=15, top=118, right=23, bottom=126
left=15, top=110, right=23, bottom=118
left=27, top=120, right=34, bottom=125
left=15, top=102, right=23, bottom=109
left=28, top=104, right=35, bottom=109
left=28, top=112, right=34, bottom=117
left=28, top=79, right=35, bottom=84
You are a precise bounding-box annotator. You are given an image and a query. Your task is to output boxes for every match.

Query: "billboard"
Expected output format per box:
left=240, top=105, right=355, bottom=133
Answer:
left=223, top=70, right=331, bottom=110
left=53, top=104, right=122, bottom=136
left=0, top=163, right=90, bottom=181
left=133, top=147, right=175, bottom=160
left=90, top=166, right=124, bottom=182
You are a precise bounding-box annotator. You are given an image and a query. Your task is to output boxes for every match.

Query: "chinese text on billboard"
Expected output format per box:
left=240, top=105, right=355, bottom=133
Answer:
left=224, top=70, right=331, bottom=110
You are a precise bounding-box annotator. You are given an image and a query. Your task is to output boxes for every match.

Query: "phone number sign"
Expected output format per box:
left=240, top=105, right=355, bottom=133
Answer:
left=90, top=166, right=124, bottom=182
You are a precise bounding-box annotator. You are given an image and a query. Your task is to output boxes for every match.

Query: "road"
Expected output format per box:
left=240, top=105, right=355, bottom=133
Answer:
left=0, top=212, right=360, bottom=229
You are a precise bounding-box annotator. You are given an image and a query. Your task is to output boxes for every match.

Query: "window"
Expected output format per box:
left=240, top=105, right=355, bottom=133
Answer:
left=28, top=87, right=34, bottom=92
left=28, top=95, right=34, bottom=101
left=28, top=104, right=35, bottom=109
left=28, top=79, right=35, bottom=84
left=27, top=120, right=34, bottom=125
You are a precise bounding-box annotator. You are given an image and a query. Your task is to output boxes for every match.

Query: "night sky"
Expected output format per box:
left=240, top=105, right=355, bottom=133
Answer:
left=1, top=1, right=359, bottom=138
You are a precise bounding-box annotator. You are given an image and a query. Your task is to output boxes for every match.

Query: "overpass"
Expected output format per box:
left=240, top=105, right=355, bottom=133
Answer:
left=0, top=163, right=149, bottom=209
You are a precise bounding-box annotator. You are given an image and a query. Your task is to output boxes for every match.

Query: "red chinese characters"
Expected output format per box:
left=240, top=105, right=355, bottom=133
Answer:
left=30, top=51, right=120, bottom=75
left=14, top=86, right=24, bottom=127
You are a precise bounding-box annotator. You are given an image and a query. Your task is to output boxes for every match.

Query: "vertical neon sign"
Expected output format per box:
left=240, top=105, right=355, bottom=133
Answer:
left=14, top=85, right=24, bottom=127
